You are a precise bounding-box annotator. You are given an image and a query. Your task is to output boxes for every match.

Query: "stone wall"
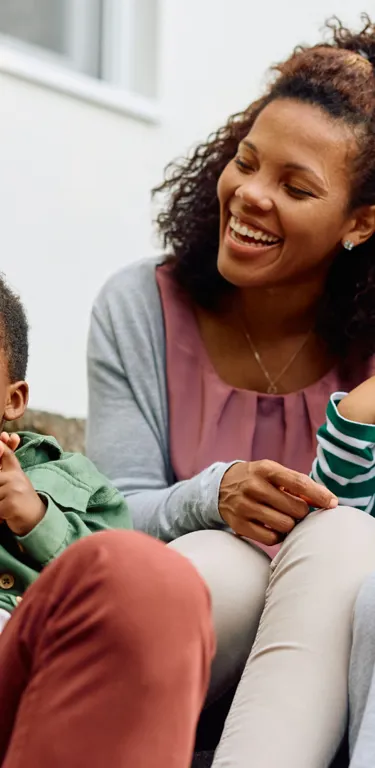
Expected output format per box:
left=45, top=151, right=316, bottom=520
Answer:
left=6, top=409, right=86, bottom=454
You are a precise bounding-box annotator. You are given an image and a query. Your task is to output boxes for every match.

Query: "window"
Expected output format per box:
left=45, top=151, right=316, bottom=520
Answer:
left=0, top=0, right=159, bottom=100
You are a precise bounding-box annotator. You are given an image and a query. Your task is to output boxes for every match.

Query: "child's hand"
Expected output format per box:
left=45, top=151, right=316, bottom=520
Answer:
left=0, top=433, right=20, bottom=527
left=0, top=432, right=21, bottom=452
left=0, top=442, right=46, bottom=536
left=338, top=376, right=375, bottom=424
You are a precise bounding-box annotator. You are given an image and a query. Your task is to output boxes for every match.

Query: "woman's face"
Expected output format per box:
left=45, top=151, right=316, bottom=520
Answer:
left=217, top=98, right=358, bottom=288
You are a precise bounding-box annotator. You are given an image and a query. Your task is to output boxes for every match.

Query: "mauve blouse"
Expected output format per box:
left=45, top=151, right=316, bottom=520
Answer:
left=156, top=264, right=375, bottom=554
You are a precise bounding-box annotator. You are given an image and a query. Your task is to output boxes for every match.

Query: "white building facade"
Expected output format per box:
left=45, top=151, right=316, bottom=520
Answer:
left=0, top=0, right=367, bottom=415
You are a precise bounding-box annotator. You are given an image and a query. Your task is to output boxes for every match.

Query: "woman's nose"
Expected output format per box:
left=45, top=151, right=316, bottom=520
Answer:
left=235, top=183, right=273, bottom=212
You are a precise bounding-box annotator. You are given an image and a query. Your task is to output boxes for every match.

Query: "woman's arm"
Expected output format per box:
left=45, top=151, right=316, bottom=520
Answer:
left=87, top=263, right=337, bottom=544
left=311, top=386, right=375, bottom=514
left=86, top=263, right=229, bottom=542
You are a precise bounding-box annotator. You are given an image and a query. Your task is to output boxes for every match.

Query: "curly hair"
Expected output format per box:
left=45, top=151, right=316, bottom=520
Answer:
left=153, top=16, right=375, bottom=360
left=0, top=275, right=28, bottom=382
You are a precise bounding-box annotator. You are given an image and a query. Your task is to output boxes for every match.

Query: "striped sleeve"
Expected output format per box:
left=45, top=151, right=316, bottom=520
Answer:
left=311, top=392, right=375, bottom=515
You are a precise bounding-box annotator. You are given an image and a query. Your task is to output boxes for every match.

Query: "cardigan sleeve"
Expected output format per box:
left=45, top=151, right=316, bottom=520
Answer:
left=86, top=261, right=232, bottom=541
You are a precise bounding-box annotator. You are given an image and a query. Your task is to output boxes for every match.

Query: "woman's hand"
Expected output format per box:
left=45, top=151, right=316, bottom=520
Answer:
left=219, top=460, right=338, bottom=546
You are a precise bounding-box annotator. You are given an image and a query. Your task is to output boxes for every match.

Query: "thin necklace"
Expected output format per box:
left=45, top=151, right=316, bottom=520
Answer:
left=242, top=325, right=312, bottom=394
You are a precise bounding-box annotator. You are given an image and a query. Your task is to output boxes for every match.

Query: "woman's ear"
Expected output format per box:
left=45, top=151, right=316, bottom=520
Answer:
left=4, top=382, right=29, bottom=423
left=344, top=205, right=375, bottom=247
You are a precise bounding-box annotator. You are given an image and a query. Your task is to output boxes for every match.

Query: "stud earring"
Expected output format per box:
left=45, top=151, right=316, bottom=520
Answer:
left=343, top=240, right=355, bottom=251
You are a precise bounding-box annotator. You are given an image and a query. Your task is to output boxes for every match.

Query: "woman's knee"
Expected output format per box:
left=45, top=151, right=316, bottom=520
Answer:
left=169, top=530, right=271, bottom=701
left=276, top=506, right=375, bottom=571
left=168, top=530, right=270, bottom=625
left=301, top=505, right=375, bottom=543
left=316, top=504, right=375, bottom=535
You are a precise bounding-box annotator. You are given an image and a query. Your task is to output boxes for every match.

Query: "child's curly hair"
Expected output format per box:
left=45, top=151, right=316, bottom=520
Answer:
left=0, top=276, right=28, bottom=382
left=153, top=16, right=375, bottom=360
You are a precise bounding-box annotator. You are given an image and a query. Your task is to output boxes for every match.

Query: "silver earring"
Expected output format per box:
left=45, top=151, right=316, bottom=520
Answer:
left=343, top=240, right=354, bottom=251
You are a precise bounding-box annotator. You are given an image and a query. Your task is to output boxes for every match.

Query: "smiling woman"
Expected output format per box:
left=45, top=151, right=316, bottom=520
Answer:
left=218, top=99, right=358, bottom=288
left=87, top=16, right=375, bottom=768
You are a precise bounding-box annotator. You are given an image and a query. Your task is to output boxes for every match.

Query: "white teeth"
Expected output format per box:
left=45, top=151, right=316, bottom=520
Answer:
left=229, top=215, right=279, bottom=244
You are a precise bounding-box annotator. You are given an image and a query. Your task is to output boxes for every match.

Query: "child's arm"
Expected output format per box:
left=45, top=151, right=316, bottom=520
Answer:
left=0, top=442, right=132, bottom=568
left=336, top=377, right=375, bottom=424
left=311, top=378, right=375, bottom=513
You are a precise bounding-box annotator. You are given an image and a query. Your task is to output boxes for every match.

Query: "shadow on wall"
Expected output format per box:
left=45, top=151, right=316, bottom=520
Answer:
left=6, top=410, right=86, bottom=454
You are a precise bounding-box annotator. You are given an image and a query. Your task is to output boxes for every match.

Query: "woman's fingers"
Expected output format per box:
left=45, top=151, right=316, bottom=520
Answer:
left=246, top=478, right=309, bottom=521
left=232, top=516, right=282, bottom=546
left=259, top=461, right=338, bottom=509
left=219, top=461, right=338, bottom=543
left=243, top=501, right=296, bottom=534
left=227, top=500, right=296, bottom=543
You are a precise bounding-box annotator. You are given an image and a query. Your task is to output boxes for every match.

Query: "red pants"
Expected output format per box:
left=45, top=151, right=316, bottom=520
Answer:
left=0, top=530, right=214, bottom=768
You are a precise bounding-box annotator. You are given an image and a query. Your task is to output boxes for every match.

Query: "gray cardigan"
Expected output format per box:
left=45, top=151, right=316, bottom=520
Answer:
left=86, top=258, right=233, bottom=542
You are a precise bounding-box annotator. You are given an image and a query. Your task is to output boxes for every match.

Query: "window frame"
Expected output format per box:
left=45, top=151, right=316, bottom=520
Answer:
left=0, top=0, right=160, bottom=124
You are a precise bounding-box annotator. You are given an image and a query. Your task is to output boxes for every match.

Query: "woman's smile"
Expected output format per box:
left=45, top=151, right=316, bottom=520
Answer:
left=225, top=214, right=283, bottom=259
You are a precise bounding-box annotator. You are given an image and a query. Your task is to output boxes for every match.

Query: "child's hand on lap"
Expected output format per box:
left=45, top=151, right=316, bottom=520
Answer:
left=0, top=440, right=46, bottom=536
left=338, top=376, right=375, bottom=424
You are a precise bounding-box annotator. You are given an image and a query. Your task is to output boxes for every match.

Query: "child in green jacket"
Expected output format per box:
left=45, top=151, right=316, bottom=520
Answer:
left=0, top=275, right=213, bottom=768
left=0, top=280, right=131, bottom=628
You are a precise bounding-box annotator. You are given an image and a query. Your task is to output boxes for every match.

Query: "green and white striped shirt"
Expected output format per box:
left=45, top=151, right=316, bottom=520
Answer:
left=311, top=393, right=375, bottom=515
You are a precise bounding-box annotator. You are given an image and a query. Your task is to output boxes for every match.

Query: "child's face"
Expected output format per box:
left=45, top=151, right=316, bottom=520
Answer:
left=0, top=350, right=28, bottom=426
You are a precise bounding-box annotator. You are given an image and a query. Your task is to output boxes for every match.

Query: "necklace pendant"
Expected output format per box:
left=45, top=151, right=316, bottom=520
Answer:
left=267, top=383, right=278, bottom=394
left=241, top=318, right=312, bottom=396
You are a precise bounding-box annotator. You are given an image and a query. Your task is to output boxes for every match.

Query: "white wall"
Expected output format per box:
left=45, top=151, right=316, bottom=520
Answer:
left=0, top=0, right=367, bottom=415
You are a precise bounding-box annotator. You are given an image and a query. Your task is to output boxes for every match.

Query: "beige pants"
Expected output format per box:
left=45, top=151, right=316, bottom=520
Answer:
left=169, top=506, right=375, bottom=768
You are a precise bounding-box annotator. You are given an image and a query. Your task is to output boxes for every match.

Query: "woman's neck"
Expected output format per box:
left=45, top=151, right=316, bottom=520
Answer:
left=233, top=275, right=327, bottom=341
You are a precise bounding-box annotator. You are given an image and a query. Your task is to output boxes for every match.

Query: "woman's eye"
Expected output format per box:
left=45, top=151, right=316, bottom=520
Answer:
left=285, top=184, right=314, bottom=198
left=235, top=157, right=254, bottom=172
